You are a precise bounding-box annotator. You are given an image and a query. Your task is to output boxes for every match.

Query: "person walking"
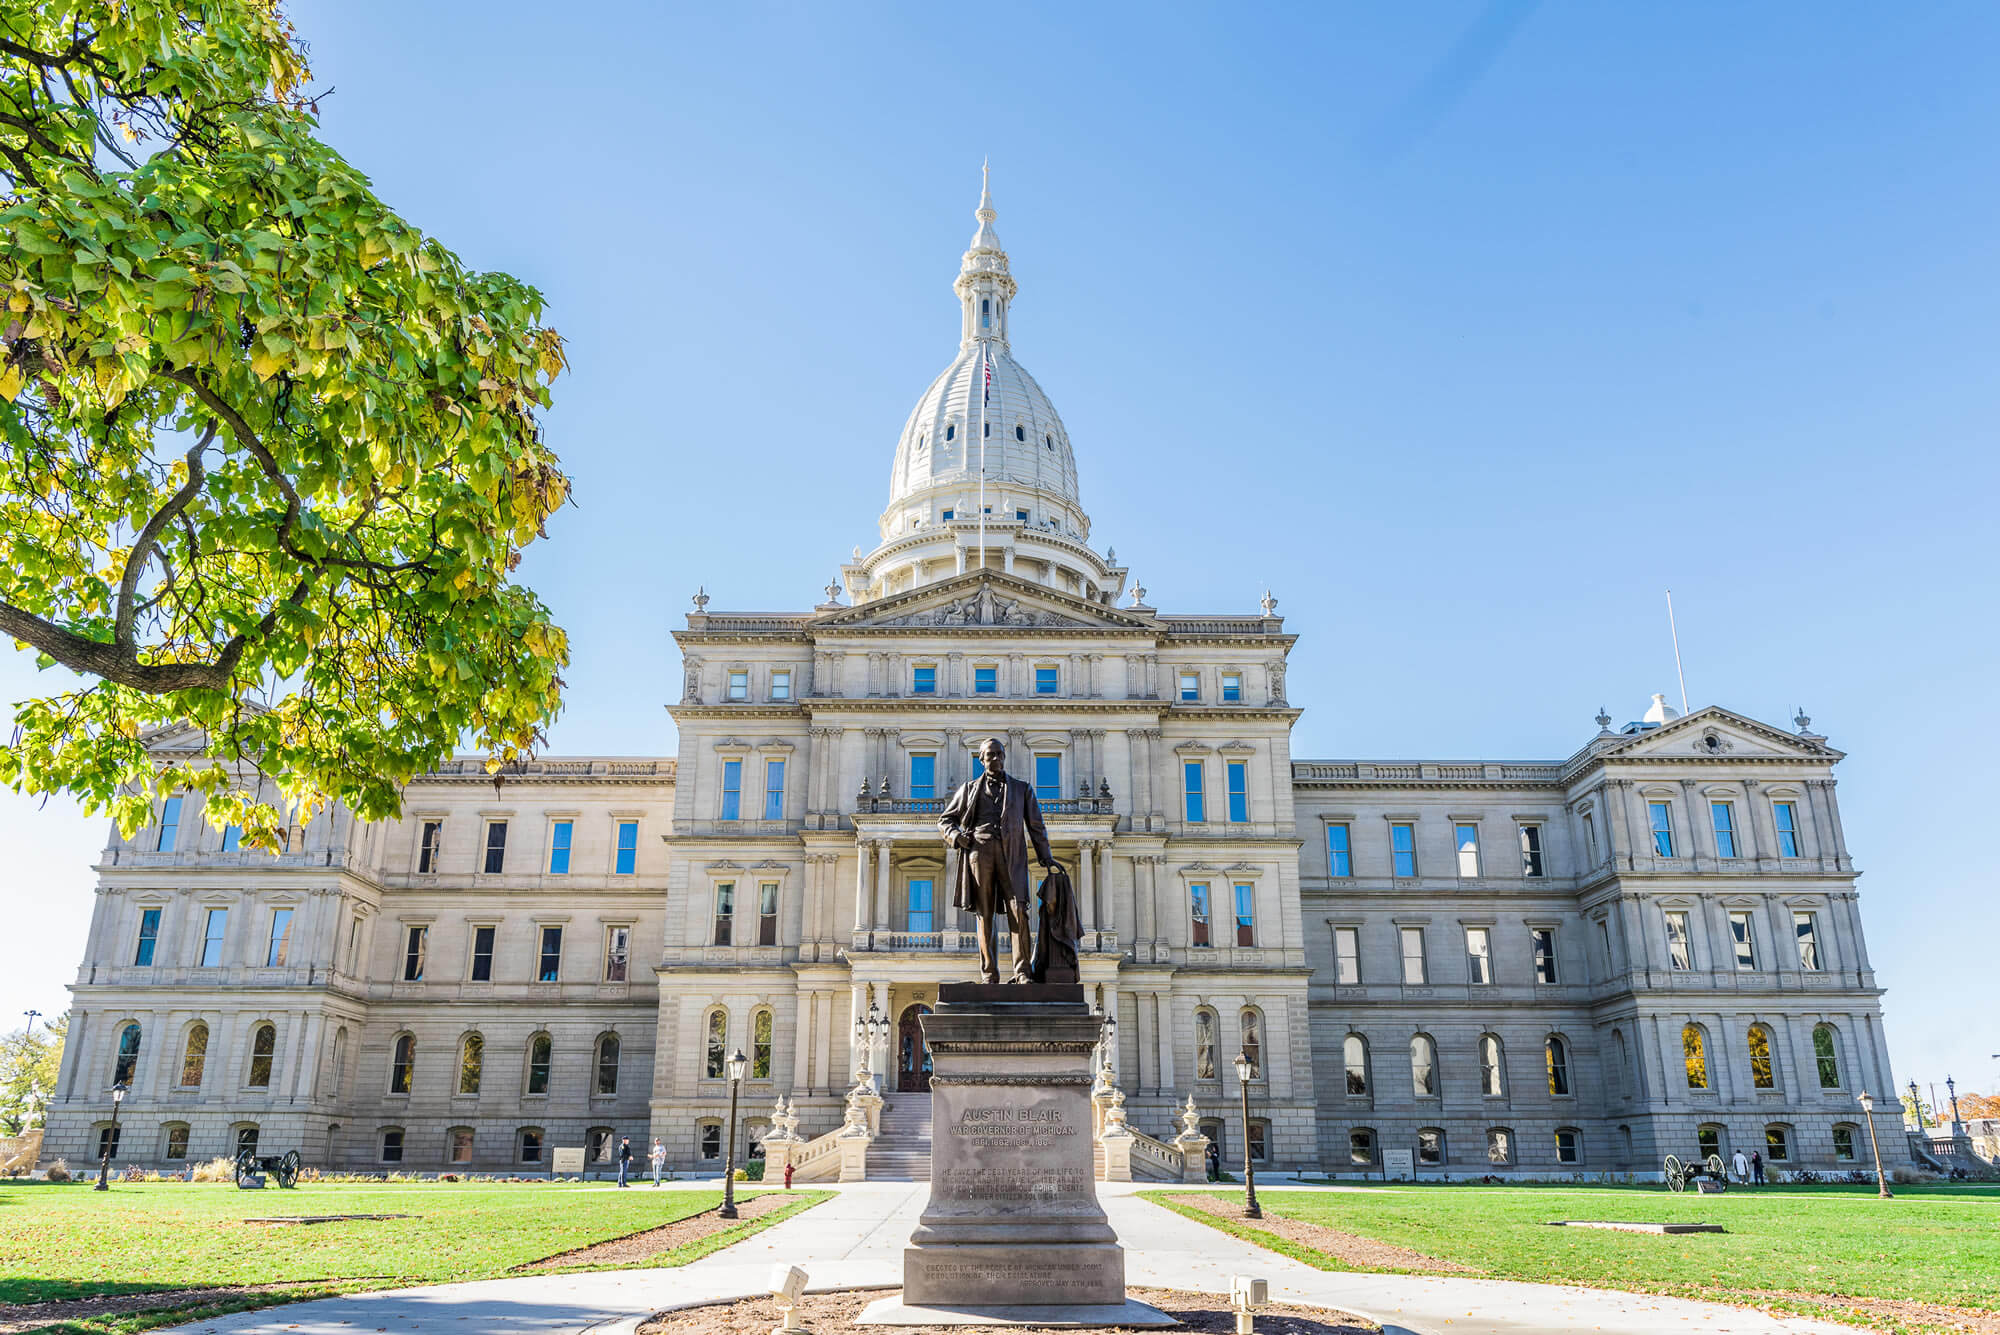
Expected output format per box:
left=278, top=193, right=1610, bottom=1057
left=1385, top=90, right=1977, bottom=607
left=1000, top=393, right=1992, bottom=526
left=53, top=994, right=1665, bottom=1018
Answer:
left=1731, top=1148, right=1749, bottom=1183
left=616, top=1136, right=633, bottom=1188
left=783, top=1158, right=795, bottom=1191
left=1750, top=1149, right=1765, bottom=1185
left=649, top=1138, right=666, bottom=1187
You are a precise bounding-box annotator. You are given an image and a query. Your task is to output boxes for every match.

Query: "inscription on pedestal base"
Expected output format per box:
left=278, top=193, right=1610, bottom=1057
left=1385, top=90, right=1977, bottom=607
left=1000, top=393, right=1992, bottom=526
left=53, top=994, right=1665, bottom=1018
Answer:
left=903, top=1243, right=1125, bottom=1307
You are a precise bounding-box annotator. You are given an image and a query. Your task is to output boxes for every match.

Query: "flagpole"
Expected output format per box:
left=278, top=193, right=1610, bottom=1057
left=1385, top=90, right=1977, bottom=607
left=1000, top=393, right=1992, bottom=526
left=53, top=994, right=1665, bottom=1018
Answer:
left=976, top=343, right=987, bottom=575
left=1667, top=588, right=1689, bottom=715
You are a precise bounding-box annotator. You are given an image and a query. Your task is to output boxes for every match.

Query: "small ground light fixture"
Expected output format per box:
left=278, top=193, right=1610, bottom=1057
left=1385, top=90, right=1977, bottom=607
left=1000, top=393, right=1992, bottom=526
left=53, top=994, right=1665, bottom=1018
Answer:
left=1231, top=1275, right=1269, bottom=1335
left=770, top=1264, right=809, bottom=1335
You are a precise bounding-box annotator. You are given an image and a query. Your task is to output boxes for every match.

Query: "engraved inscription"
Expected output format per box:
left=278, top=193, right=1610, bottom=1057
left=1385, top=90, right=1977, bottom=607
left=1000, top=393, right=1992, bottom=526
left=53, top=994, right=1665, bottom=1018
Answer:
left=949, top=1105, right=1080, bottom=1150
left=937, top=1165, right=1090, bottom=1202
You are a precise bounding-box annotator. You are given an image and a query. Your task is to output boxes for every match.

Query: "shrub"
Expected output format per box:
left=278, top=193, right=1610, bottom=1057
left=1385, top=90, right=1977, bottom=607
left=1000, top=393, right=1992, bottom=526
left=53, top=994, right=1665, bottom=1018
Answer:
left=191, top=1156, right=237, bottom=1183
left=744, top=1159, right=766, bottom=1182
left=45, top=1158, right=69, bottom=1182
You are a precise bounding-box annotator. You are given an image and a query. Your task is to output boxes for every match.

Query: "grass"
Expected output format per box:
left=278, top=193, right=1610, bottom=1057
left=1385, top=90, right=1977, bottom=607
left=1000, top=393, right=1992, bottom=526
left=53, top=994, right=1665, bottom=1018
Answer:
left=0, top=1179, right=828, bottom=1334
left=1145, top=1183, right=2000, bottom=1331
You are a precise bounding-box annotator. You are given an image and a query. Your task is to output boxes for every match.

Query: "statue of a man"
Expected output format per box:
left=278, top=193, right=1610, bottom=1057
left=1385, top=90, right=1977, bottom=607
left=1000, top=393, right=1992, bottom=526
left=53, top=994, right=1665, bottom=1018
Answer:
left=938, top=737, right=1055, bottom=984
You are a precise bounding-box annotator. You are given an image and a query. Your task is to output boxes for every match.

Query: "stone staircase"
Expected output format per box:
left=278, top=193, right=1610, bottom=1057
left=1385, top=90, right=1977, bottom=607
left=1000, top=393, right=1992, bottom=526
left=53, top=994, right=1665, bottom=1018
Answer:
left=868, top=1092, right=933, bottom=1181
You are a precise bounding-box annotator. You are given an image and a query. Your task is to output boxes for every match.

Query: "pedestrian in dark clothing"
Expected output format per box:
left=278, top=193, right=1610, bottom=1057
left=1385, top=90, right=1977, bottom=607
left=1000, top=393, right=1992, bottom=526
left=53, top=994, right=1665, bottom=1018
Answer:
left=1750, top=1150, right=1765, bottom=1184
left=1206, top=1141, right=1221, bottom=1181
left=617, top=1136, right=633, bottom=1187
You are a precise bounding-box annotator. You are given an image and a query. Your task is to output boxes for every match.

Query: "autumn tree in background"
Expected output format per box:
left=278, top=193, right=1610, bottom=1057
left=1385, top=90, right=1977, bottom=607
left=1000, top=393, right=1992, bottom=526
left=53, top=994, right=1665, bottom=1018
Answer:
left=0, top=1014, right=66, bottom=1136
left=0, top=2, right=571, bottom=844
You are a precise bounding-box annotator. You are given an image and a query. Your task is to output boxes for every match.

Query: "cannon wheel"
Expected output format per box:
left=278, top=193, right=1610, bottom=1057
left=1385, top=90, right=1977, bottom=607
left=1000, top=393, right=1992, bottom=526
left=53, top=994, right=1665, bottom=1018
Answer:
left=233, top=1148, right=254, bottom=1188
left=1706, top=1154, right=1726, bottom=1182
left=1663, top=1153, right=1685, bottom=1191
left=278, top=1150, right=301, bottom=1188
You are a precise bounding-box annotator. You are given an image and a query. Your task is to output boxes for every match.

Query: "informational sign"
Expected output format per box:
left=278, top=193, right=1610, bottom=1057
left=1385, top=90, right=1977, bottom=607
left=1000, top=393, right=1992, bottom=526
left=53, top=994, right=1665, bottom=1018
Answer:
left=1382, top=1148, right=1415, bottom=1181
left=551, top=1147, right=586, bottom=1176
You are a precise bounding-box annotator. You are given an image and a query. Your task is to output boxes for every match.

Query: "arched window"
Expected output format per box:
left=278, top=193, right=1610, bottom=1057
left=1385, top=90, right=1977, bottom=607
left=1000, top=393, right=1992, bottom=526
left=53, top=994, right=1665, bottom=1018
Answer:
left=1747, top=1024, right=1776, bottom=1088
left=179, top=1023, right=209, bottom=1089
left=162, top=1123, right=190, bottom=1160
left=753, top=1009, right=774, bottom=1079
left=1486, top=1127, right=1514, bottom=1165
left=246, top=1022, right=277, bottom=1088
left=1612, top=1028, right=1629, bottom=1097
left=1194, top=1008, right=1217, bottom=1080
left=458, top=1032, right=484, bottom=1095
left=1478, top=1034, right=1505, bottom=1097
left=1812, top=1024, right=1841, bottom=1088
left=945, top=423, right=955, bottom=441
left=1045, top=434, right=1053, bottom=449
left=704, top=1010, right=727, bottom=1079
left=1410, top=1034, right=1438, bottom=1097
left=1348, top=1127, right=1376, bottom=1165
left=980, top=297, right=991, bottom=328
left=1239, top=1009, right=1262, bottom=1080
left=330, top=1026, right=347, bottom=1093
left=1554, top=1127, right=1582, bottom=1164
left=1546, top=1035, right=1571, bottom=1096
left=390, top=1033, right=415, bottom=1094
left=596, top=1032, right=621, bottom=1095
left=1416, top=1127, right=1445, bottom=1165
left=113, top=1023, right=141, bottom=1086
left=1697, top=1123, right=1724, bottom=1160
left=1343, top=1034, right=1368, bottom=1096
left=1014, top=424, right=1025, bottom=441
left=518, top=1126, right=545, bottom=1165
left=1682, top=1024, right=1709, bottom=1089
left=526, top=1033, right=552, bottom=1095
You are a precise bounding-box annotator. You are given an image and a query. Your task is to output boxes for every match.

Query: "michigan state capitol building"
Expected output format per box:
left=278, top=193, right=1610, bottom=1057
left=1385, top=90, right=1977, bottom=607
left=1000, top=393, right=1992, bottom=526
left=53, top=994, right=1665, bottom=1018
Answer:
left=43, top=177, right=1901, bottom=1181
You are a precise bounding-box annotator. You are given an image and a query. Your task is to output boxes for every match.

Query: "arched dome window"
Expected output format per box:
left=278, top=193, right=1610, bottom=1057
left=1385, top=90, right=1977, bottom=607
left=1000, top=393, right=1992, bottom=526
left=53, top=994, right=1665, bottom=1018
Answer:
left=981, top=297, right=991, bottom=328
left=1045, top=434, right=1053, bottom=449
left=1015, top=424, right=1025, bottom=441
left=945, top=424, right=955, bottom=441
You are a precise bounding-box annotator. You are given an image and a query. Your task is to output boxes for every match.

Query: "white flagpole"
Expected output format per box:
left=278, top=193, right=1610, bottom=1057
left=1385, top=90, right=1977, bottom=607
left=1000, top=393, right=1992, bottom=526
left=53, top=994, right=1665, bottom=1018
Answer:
left=976, top=344, right=987, bottom=574
left=1667, top=588, right=1689, bottom=715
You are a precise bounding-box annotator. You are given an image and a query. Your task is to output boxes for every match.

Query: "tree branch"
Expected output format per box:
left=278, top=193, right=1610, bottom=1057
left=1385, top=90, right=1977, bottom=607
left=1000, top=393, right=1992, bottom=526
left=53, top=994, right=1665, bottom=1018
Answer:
left=113, top=423, right=215, bottom=650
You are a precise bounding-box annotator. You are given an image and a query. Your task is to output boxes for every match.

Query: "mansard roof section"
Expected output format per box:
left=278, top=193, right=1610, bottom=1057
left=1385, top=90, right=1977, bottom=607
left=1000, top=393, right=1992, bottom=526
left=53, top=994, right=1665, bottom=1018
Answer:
left=410, top=756, right=676, bottom=786
left=1577, top=705, right=1843, bottom=769
left=809, top=570, right=1159, bottom=635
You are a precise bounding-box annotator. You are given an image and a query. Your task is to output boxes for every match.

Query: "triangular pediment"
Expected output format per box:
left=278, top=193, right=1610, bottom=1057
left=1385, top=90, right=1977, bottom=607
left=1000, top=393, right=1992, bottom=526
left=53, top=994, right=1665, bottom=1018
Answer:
left=813, top=571, right=1155, bottom=632
left=1600, top=706, right=1841, bottom=761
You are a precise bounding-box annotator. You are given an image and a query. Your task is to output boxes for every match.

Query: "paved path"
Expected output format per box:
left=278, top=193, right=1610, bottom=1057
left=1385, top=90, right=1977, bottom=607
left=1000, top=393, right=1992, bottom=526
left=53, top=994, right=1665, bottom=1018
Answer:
left=151, top=1180, right=1860, bottom=1335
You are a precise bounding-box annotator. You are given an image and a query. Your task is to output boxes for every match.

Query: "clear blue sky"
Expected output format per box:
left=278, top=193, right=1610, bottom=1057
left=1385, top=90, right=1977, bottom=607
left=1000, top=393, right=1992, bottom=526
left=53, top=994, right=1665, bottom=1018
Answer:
left=4, top=2, right=1996, bottom=1097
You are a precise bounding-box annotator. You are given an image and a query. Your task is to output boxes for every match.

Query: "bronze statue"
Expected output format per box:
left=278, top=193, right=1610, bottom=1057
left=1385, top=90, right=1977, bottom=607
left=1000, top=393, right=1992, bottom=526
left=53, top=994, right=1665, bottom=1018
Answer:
left=938, top=737, right=1055, bottom=983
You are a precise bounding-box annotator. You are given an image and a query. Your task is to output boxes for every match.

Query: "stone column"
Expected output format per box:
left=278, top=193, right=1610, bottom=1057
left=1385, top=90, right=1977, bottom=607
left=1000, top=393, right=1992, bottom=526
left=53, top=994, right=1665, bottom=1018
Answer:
left=1076, top=841, right=1097, bottom=938
left=853, top=843, right=874, bottom=939
left=944, top=727, right=964, bottom=786
left=874, top=840, right=893, bottom=933
left=815, top=992, right=834, bottom=1095
left=849, top=981, right=868, bottom=1080
left=1155, top=991, right=1175, bottom=1091
left=1096, top=842, right=1114, bottom=939
left=793, top=993, right=815, bottom=1095
left=1087, top=653, right=1103, bottom=698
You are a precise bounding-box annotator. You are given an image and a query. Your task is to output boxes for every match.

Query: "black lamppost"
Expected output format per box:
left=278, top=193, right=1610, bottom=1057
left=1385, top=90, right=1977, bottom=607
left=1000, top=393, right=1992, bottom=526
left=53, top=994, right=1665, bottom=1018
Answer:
left=1856, top=1091, right=1893, bottom=1199
left=1907, top=1079, right=1924, bottom=1129
left=93, top=1083, right=128, bottom=1191
left=1946, top=1075, right=1962, bottom=1127
left=1232, top=1049, right=1260, bottom=1219
left=719, top=1048, right=748, bottom=1218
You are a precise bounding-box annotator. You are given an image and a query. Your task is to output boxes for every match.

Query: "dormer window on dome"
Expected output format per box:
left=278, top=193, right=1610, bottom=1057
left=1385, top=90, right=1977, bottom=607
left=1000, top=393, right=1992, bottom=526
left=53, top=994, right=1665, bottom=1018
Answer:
left=1015, top=424, right=1025, bottom=441
left=945, top=424, right=955, bottom=441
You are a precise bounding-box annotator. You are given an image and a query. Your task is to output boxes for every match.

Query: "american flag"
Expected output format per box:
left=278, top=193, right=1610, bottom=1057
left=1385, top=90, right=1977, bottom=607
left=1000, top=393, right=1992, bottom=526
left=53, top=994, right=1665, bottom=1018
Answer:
left=983, top=362, right=992, bottom=404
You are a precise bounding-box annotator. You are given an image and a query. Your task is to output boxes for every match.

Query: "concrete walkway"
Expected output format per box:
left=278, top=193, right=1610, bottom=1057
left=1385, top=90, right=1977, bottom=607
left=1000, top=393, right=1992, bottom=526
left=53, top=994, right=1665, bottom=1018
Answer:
left=151, top=1180, right=1861, bottom=1335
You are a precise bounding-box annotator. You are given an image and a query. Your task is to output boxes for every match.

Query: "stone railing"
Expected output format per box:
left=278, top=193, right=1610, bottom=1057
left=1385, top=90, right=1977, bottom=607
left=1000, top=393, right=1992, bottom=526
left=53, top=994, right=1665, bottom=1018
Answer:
left=0, top=1130, right=41, bottom=1174
left=1093, top=1084, right=1206, bottom=1183
left=765, top=1083, right=878, bottom=1183
left=852, top=929, right=1117, bottom=956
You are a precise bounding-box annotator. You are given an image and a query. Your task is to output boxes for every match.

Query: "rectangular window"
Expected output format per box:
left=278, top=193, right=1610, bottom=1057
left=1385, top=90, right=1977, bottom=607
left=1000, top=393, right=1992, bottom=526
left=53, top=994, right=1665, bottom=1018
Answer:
left=1034, top=754, right=1062, bottom=802
left=614, top=820, right=638, bottom=875
left=1465, top=926, right=1493, bottom=984
left=1233, top=883, right=1255, bottom=947
left=1664, top=911, right=1692, bottom=971
left=483, top=821, right=507, bottom=874
left=221, top=824, right=242, bottom=852
left=1400, top=926, right=1427, bottom=985
left=912, top=664, right=937, bottom=694
left=450, top=1128, right=474, bottom=1164
left=548, top=820, right=572, bottom=874
left=1227, top=761, right=1249, bottom=823
left=382, top=1129, right=404, bottom=1163
left=907, top=878, right=934, bottom=933
left=940, top=509, right=955, bottom=522
left=1179, top=672, right=1200, bottom=702
left=727, top=670, right=748, bottom=701
left=974, top=665, right=998, bottom=694
left=1391, top=823, right=1418, bottom=878
left=1334, top=926, right=1360, bottom=984
left=1190, top=883, right=1212, bottom=947
left=909, top=754, right=936, bottom=801
left=418, top=820, right=442, bottom=873
left=701, top=1125, right=722, bottom=1160
left=1711, top=802, right=1737, bottom=858
left=165, top=1125, right=190, bottom=1159
left=266, top=909, right=294, bottom=967
left=520, top=1129, right=543, bottom=1164
left=200, top=908, right=228, bottom=968
left=1417, top=1129, right=1443, bottom=1164
left=403, top=924, right=427, bottom=981
left=758, top=882, right=780, bottom=945
left=721, top=759, right=742, bottom=821
left=1248, top=1122, right=1267, bottom=1162
left=770, top=670, right=791, bottom=701
left=1765, top=1126, right=1790, bottom=1162
left=1455, top=824, right=1480, bottom=878
left=1832, top=1126, right=1856, bottom=1162
left=157, top=795, right=182, bottom=852
left=1532, top=928, right=1558, bottom=984
left=1183, top=762, right=1206, bottom=822
left=1729, top=911, right=1756, bottom=970
left=1773, top=801, right=1801, bottom=857
left=1221, top=672, right=1242, bottom=703
left=1794, top=912, right=1822, bottom=971
left=764, top=759, right=786, bottom=820
left=1349, top=1128, right=1375, bottom=1165
left=134, top=909, right=161, bottom=966
left=1555, top=1129, right=1580, bottom=1164
left=1648, top=801, right=1675, bottom=857
left=1519, top=824, right=1544, bottom=877
left=537, top=926, right=563, bottom=982
left=1035, top=665, right=1059, bottom=694
left=470, top=925, right=496, bottom=981
left=1326, top=823, right=1352, bottom=877
left=713, top=883, right=735, bottom=946
left=604, top=925, right=630, bottom=981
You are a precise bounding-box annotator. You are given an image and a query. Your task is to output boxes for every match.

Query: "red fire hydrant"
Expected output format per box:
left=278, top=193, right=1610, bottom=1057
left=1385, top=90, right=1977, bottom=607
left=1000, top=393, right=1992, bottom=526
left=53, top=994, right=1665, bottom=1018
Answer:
left=783, top=1160, right=795, bottom=1191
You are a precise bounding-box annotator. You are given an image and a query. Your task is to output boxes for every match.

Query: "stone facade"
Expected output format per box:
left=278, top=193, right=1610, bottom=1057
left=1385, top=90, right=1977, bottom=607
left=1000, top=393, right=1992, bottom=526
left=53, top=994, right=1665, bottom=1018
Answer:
left=41, top=178, right=1900, bottom=1180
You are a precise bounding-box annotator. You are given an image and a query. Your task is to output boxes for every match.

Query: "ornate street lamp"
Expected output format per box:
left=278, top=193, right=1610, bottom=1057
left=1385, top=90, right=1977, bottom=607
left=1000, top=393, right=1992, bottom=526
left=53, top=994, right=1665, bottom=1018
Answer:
left=1946, top=1075, right=1962, bottom=1127
left=1907, top=1079, right=1924, bottom=1129
left=1856, top=1091, right=1893, bottom=1199
left=719, top=1049, right=748, bottom=1219
left=94, top=1083, right=127, bottom=1192
left=1232, top=1049, right=1260, bottom=1219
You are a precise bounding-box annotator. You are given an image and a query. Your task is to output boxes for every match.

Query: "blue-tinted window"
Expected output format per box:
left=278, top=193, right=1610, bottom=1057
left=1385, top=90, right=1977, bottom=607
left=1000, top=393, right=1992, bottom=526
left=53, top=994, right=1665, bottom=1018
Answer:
left=910, top=754, right=936, bottom=801
left=615, top=821, right=637, bottom=875
left=1190, top=883, right=1211, bottom=946
left=1179, top=673, right=1201, bottom=702
left=1234, top=884, right=1256, bottom=946
left=1649, top=802, right=1675, bottom=857
left=1184, top=762, right=1206, bottom=822
left=913, top=665, right=937, bottom=694
left=1227, top=761, right=1248, bottom=822
left=1015, top=508, right=1028, bottom=520
left=1711, top=802, right=1736, bottom=858
left=908, top=879, right=934, bottom=933
left=1221, top=673, right=1242, bottom=703
left=1327, top=824, right=1352, bottom=877
left=157, top=795, right=182, bottom=852
left=721, top=759, right=742, bottom=821
left=1035, top=666, right=1059, bottom=694
left=941, top=509, right=955, bottom=521
left=266, top=909, right=293, bottom=967
left=134, top=908, right=161, bottom=966
left=1773, top=801, right=1800, bottom=857
left=221, top=824, right=242, bottom=852
left=764, top=759, right=786, bottom=820
left=945, top=424, right=955, bottom=441
left=201, top=908, right=229, bottom=968
left=974, top=666, right=997, bottom=694
left=537, top=926, right=563, bottom=982
left=1015, top=427, right=1025, bottom=443
left=1035, top=755, right=1061, bottom=802
left=1391, top=823, right=1417, bottom=877
left=549, top=820, right=572, bottom=874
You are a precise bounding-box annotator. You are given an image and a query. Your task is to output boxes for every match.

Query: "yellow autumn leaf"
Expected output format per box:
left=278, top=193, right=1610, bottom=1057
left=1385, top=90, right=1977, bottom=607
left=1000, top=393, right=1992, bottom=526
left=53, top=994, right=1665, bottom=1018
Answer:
left=0, top=365, right=22, bottom=401
left=249, top=346, right=285, bottom=378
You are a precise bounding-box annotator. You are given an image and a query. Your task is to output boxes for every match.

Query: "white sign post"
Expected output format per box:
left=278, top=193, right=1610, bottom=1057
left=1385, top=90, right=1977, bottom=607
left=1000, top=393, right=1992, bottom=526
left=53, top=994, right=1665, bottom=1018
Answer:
left=1382, top=1148, right=1415, bottom=1182
left=551, top=1147, right=586, bottom=1178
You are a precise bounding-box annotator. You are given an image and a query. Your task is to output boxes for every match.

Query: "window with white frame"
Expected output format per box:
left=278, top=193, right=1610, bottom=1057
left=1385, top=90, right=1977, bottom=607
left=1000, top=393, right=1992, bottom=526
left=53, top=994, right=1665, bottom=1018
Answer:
left=910, top=753, right=936, bottom=801
left=156, top=794, right=183, bottom=852
left=1711, top=801, right=1738, bottom=858
left=1233, top=883, right=1255, bottom=946
left=1794, top=911, right=1822, bottom=971
left=1729, top=911, right=1756, bottom=970
left=1487, top=1127, right=1513, bottom=1164
left=200, top=906, right=229, bottom=968
left=1390, top=822, right=1417, bottom=877
left=1035, top=665, right=1059, bottom=695
left=402, top=924, right=427, bottom=981
left=1189, top=883, right=1212, bottom=947
left=1531, top=928, right=1558, bottom=984
left=615, top=820, right=638, bottom=874
left=1555, top=1128, right=1581, bottom=1164
left=470, top=925, right=496, bottom=981
left=720, top=759, right=743, bottom=820
left=417, top=820, right=442, bottom=873
left=1546, top=1035, right=1572, bottom=1095
left=770, top=670, right=791, bottom=701
left=1664, top=910, right=1693, bottom=970
left=1455, top=824, right=1480, bottom=878
left=1773, top=800, right=1801, bottom=857
left=1326, top=823, right=1352, bottom=876
left=1410, top=1035, right=1439, bottom=1097
left=727, top=670, right=748, bottom=701
left=604, top=926, right=630, bottom=981
left=1465, top=926, right=1493, bottom=984
left=974, top=664, right=998, bottom=694
left=1343, top=1033, right=1368, bottom=1094
left=1400, top=926, right=1427, bottom=984
left=1227, top=761, right=1249, bottom=822
left=1183, top=761, right=1206, bottom=822
left=713, top=883, right=735, bottom=945
left=133, top=908, right=162, bottom=966
left=1519, top=824, right=1544, bottom=877
left=1478, top=1034, right=1505, bottom=1096
left=1034, top=754, right=1061, bottom=802
left=1333, top=926, right=1360, bottom=984
left=548, top=820, right=572, bottom=874
left=266, top=909, right=293, bottom=967
left=536, top=926, right=562, bottom=983
left=1179, top=671, right=1200, bottom=702
left=758, top=883, right=780, bottom=945
left=764, top=759, right=786, bottom=820
left=912, top=664, right=937, bottom=694
left=483, top=820, right=507, bottom=874
left=1221, top=671, right=1242, bottom=702
left=1648, top=800, right=1675, bottom=857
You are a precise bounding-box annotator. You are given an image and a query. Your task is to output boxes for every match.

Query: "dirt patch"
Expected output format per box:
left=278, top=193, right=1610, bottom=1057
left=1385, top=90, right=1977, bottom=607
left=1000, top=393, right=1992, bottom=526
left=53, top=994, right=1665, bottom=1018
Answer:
left=0, top=1282, right=335, bottom=1333
left=1161, top=1193, right=1478, bottom=1275
left=518, top=1192, right=800, bottom=1270
left=1734, top=1290, right=2000, bottom=1335
left=639, top=1286, right=1377, bottom=1335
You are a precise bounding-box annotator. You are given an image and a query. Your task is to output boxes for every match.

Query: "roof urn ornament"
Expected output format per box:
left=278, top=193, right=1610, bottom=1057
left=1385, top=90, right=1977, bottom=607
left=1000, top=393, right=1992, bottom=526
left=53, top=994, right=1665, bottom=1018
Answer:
left=824, top=580, right=843, bottom=605
left=1595, top=706, right=1613, bottom=732
left=1795, top=707, right=1812, bottom=734
left=1260, top=589, right=1278, bottom=617
left=1128, top=580, right=1147, bottom=608
left=691, top=587, right=710, bottom=613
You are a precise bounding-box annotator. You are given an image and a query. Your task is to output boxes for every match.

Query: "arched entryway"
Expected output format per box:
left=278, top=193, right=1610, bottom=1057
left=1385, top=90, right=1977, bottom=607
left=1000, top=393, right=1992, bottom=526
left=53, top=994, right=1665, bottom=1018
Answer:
left=898, top=1004, right=933, bottom=1092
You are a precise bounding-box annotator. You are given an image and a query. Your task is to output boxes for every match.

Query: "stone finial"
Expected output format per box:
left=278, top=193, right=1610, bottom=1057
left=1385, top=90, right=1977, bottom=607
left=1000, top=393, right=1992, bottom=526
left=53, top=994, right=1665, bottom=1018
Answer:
left=1595, top=706, right=1613, bottom=731
left=1260, top=589, right=1278, bottom=617
left=1106, top=547, right=1116, bottom=565
left=1795, top=706, right=1812, bottom=733
left=879, top=775, right=892, bottom=798
left=857, top=776, right=872, bottom=800
left=1128, top=580, right=1148, bottom=608
left=1177, top=1094, right=1202, bottom=1139
left=691, top=586, right=710, bottom=612
left=824, top=580, right=842, bottom=604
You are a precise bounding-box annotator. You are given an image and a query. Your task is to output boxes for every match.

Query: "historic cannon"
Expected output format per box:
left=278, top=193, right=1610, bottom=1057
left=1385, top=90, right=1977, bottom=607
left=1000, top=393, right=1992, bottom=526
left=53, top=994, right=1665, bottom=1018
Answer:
left=234, top=1147, right=302, bottom=1189
left=1662, top=1152, right=1728, bottom=1192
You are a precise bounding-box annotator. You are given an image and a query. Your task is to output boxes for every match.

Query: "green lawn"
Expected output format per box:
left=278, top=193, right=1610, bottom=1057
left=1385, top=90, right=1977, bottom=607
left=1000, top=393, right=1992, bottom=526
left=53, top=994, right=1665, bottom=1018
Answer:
left=0, top=1180, right=826, bottom=1333
left=1146, top=1184, right=2000, bottom=1328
